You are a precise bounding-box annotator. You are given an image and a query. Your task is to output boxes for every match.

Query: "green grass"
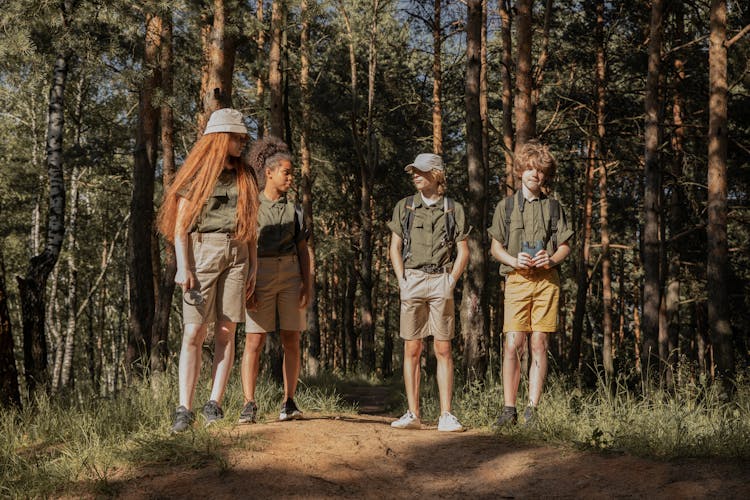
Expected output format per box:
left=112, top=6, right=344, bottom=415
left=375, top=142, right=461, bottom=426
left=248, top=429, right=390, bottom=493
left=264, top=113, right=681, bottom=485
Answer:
left=408, top=368, right=750, bottom=460
left=0, top=369, right=355, bottom=498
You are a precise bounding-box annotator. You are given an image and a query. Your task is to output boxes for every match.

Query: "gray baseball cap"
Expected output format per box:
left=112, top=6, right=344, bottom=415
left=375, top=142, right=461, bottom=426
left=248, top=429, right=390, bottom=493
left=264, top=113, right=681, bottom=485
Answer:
left=405, top=153, right=444, bottom=172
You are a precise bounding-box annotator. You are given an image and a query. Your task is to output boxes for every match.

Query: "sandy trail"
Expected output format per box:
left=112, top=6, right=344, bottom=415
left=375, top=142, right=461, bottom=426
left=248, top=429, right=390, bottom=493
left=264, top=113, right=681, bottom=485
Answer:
left=107, top=406, right=748, bottom=499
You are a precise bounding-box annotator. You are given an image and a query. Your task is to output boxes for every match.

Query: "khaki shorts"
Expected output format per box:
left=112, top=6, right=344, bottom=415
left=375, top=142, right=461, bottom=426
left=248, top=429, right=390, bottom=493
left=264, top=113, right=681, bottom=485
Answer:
left=245, top=255, right=306, bottom=333
left=183, top=233, right=249, bottom=325
left=399, top=269, right=456, bottom=341
left=503, top=268, right=560, bottom=333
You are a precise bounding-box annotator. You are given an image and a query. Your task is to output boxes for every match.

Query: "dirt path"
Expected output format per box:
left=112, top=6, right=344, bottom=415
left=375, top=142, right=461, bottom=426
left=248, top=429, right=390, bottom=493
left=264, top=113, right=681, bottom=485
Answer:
left=106, top=395, right=749, bottom=499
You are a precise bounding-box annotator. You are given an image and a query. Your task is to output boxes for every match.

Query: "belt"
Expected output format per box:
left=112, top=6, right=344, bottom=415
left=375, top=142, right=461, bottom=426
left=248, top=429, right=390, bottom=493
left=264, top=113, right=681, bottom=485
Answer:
left=191, top=232, right=234, bottom=242
left=416, top=264, right=451, bottom=274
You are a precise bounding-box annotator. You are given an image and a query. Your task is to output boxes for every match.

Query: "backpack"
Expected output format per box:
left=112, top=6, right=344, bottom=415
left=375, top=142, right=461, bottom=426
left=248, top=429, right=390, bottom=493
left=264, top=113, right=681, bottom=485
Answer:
left=503, top=189, right=560, bottom=252
left=401, top=195, right=456, bottom=262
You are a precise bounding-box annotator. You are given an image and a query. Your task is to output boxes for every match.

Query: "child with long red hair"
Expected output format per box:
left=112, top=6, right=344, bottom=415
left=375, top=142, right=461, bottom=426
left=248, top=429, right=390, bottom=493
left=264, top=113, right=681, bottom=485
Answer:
left=157, top=108, right=259, bottom=433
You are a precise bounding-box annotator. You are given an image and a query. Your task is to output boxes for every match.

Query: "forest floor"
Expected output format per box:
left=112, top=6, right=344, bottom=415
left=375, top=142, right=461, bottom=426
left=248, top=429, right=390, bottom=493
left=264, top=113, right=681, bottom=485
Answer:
left=72, top=385, right=750, bottom=499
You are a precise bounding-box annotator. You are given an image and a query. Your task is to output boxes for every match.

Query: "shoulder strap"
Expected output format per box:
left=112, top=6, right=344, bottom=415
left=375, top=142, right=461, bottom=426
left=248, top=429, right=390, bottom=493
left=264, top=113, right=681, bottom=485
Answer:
left=401, top=196, right=416, bottom=261
left=442, top=197, right=456, bottom=257
left=503, top=194, right=515, bottom=248
left=549, top=198, right=560, bottom=252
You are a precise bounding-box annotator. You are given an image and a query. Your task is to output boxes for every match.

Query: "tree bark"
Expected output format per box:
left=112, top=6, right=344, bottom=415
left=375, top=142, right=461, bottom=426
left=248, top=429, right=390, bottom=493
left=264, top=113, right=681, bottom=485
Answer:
left=595, top=0, right=613, bottom=378
left=461, top=0, right=489, bottom=380
left=19, top=29, right=71, bottom=393
left=642, top=0, right=664, bottom=376
left=152, top=13, right=176, bottom=376
left=514, top=0, right=534, bottom=146
left=432, top=0, right=443, bottom=154
left=269, top=0, right=285, bottom=137
left=499, top=0, right=514, bottom=194
left=127, top=12, right=161, bottom=379
left=0, top=245, right=21, bottom=408
left=197, top=0, right=237, bottom=134
left=300, top=0, right=321, bottom=376
left=256, top=0, right=267, bottom=137
left=707, top=0, right=734, bottom=385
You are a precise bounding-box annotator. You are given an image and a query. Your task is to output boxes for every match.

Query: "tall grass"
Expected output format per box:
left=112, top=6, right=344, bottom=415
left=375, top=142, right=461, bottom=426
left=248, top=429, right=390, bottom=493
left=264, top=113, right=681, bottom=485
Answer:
left=415, top=369, right=750, bottom=459
left=0, top=369, right=354, bottom=498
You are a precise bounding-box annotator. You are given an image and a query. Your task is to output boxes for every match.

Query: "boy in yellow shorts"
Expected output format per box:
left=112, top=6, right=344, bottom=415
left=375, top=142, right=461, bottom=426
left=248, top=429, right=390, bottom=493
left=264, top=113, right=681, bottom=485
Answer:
left=488, top=141, right=574, bottom=427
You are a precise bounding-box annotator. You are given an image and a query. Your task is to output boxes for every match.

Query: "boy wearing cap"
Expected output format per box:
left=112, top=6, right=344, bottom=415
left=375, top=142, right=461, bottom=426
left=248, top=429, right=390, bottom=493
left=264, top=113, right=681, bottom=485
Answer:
left=488, top=141, right=574, bottom=427
left=387, top=153, right=470, bottom=432
left=157, top=108, right=259, bottom=433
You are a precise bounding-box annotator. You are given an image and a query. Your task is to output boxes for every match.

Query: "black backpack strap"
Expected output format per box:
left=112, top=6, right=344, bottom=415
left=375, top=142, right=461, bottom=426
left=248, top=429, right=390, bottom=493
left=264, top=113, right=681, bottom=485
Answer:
left=442, top=197, right=456, bottom=257
left=401, top=196, right=416, bottom=261
left=549, top=198, right=560, bottom=252
left=503, top=194, right=515, bottom=248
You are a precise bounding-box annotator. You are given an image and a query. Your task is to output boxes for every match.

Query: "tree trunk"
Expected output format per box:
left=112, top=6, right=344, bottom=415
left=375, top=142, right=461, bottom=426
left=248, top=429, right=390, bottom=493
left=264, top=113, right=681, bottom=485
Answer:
left=480, top=0, right=489, bottom=179
left=19, top=42, right=70, bottom=393
left=127, top=12, right=161, bottom=380
left=570, top=140, right=595, bottom=371
left=256, top=0, right=267, bottom=137
left=595, top=0, right=613, bottom=378
left=0, top=245, right=21, bottom=408
left=531, top=0, right=552, bottom=120
left=499, top=0, right=514, bottom=194
left=345, top=263, right=358, bottom=371
left=432, top=0, right=443, bottom=154
left=642, top=0, right=664, bottom=376
left=269, top=0, right=285, bottom=137
left=197, top=0, right=237, bottom=134
left=461, top=0, right=489, bottom=380
left=300, top=0, right=321, bottom=376
left=707, top=0, right=734, bottom=385
left=152, top=13, right=176, bottom=376
left=514, top=0, right=534, bottom=146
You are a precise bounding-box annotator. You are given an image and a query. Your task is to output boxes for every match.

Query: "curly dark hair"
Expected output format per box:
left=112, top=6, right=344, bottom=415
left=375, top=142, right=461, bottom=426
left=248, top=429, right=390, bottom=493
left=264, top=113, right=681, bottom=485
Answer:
left=247, top=135, right=292, bottom=189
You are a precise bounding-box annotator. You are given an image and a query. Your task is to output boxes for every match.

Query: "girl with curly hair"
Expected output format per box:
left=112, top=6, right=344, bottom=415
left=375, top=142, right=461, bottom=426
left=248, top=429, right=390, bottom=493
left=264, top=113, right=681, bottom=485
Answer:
left=238, top=136, right=313, bottom=424
left=157, top=108, right=259, bottom=433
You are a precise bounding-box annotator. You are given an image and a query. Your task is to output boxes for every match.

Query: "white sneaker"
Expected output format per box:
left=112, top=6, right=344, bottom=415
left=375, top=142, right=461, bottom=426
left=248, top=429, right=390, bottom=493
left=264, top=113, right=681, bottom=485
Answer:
left=391, top=410, right=421, bottom=429
left=437, top=412, right=464, bottom=432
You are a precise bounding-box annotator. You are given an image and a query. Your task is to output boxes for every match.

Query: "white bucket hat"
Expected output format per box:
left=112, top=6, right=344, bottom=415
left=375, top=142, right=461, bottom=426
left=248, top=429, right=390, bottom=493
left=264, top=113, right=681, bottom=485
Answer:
left=203, top=108, right=249, bottom=135
left=405, top=153, right=444, bottom=172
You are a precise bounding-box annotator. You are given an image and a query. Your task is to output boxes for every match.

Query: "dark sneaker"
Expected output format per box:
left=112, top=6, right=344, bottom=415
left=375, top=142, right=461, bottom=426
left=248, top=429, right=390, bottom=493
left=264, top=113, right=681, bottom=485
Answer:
left=238, top=401, right=258, bottom=424
left=170, top=405, right=195, bottom=434
left=494, top=406, right=518, bottom=428
left=523, top=405, right=538, bottom=428
left=201, top=400, right=224, bottom=426
left=279, top=398, right=303, bottom=421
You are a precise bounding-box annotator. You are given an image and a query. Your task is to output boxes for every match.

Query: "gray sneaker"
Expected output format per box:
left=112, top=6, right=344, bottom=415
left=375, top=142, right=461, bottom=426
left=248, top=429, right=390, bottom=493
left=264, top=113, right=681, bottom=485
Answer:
left=170, top=406, right=195, bottom=434
left=201, top=400, right=224, bottom=426
left=279, top=398, right=303, bottom=421
left=523, top=405, right=538, bottom=428
left=238, top=401, right=258, bottom=424
left=494, top=406, right=518, bottom=428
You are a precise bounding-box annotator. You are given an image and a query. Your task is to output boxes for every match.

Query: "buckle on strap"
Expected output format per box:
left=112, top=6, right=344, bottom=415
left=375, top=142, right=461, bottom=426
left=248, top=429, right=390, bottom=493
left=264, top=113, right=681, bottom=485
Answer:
left=418, top=264, right=450, bottom=274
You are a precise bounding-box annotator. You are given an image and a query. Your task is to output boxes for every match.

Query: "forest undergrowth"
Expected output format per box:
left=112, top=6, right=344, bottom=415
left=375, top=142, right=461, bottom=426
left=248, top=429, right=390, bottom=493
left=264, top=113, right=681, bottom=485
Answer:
left=1, top=366, right=749, bottom=497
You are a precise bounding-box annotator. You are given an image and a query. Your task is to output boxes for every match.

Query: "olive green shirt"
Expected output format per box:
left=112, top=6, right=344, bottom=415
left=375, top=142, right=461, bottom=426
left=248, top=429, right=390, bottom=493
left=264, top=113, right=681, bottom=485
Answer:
left=387, top=193, right=471, bottom=268
left=257, top=192, right=308, bottom=257
left=488, top=192, right=574, bottom=276
left=184, top=169, right=238, bottom=234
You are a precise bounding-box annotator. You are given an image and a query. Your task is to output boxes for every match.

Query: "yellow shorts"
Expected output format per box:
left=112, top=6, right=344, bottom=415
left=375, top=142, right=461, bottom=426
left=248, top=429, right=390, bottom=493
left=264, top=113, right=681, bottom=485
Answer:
left=503, top=268, right=560, bottom=333
left=245, top=255, right=306, bottom=333
left=399, top=269, right=456, bottom=341
left=183, top=233, right=249, bottom=325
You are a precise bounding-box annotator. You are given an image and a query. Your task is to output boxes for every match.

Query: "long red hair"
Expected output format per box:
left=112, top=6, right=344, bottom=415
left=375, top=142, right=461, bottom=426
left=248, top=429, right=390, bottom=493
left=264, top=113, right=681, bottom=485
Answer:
left=157, top=133, right=259, bottom=243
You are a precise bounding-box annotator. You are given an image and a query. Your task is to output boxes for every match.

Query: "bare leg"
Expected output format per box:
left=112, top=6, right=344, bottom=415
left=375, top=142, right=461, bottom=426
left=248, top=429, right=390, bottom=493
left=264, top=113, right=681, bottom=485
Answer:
left=433, top=339, right=454, bottom=414
left=178, top=323, right=209, bottom=409
left=528, top=331, right=549, bottom=406
left=502, top=331, right=528, bottom=407
left=241, top=332, right=267, bottom=403
left=403, top=339, right=423, bottom=416
left=280, top=330, right=302, bottom=400
left=208, top=320, right=236, bottom=404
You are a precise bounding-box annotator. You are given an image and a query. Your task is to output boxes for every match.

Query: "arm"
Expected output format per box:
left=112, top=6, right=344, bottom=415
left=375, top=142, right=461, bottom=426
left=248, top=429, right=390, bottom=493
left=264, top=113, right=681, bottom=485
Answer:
left=389, top=232, right=405, bottom=283
left=245, top=237, right=258, bottom=308
left=533, top=241, right=571, bottom=269
left=490, top=237, right=531, bottom=270
left=297, top=239, right=314, bottom=308
left=173, top=197, right=195, bottom=291
left=450, top=239, right=469, bottom=283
